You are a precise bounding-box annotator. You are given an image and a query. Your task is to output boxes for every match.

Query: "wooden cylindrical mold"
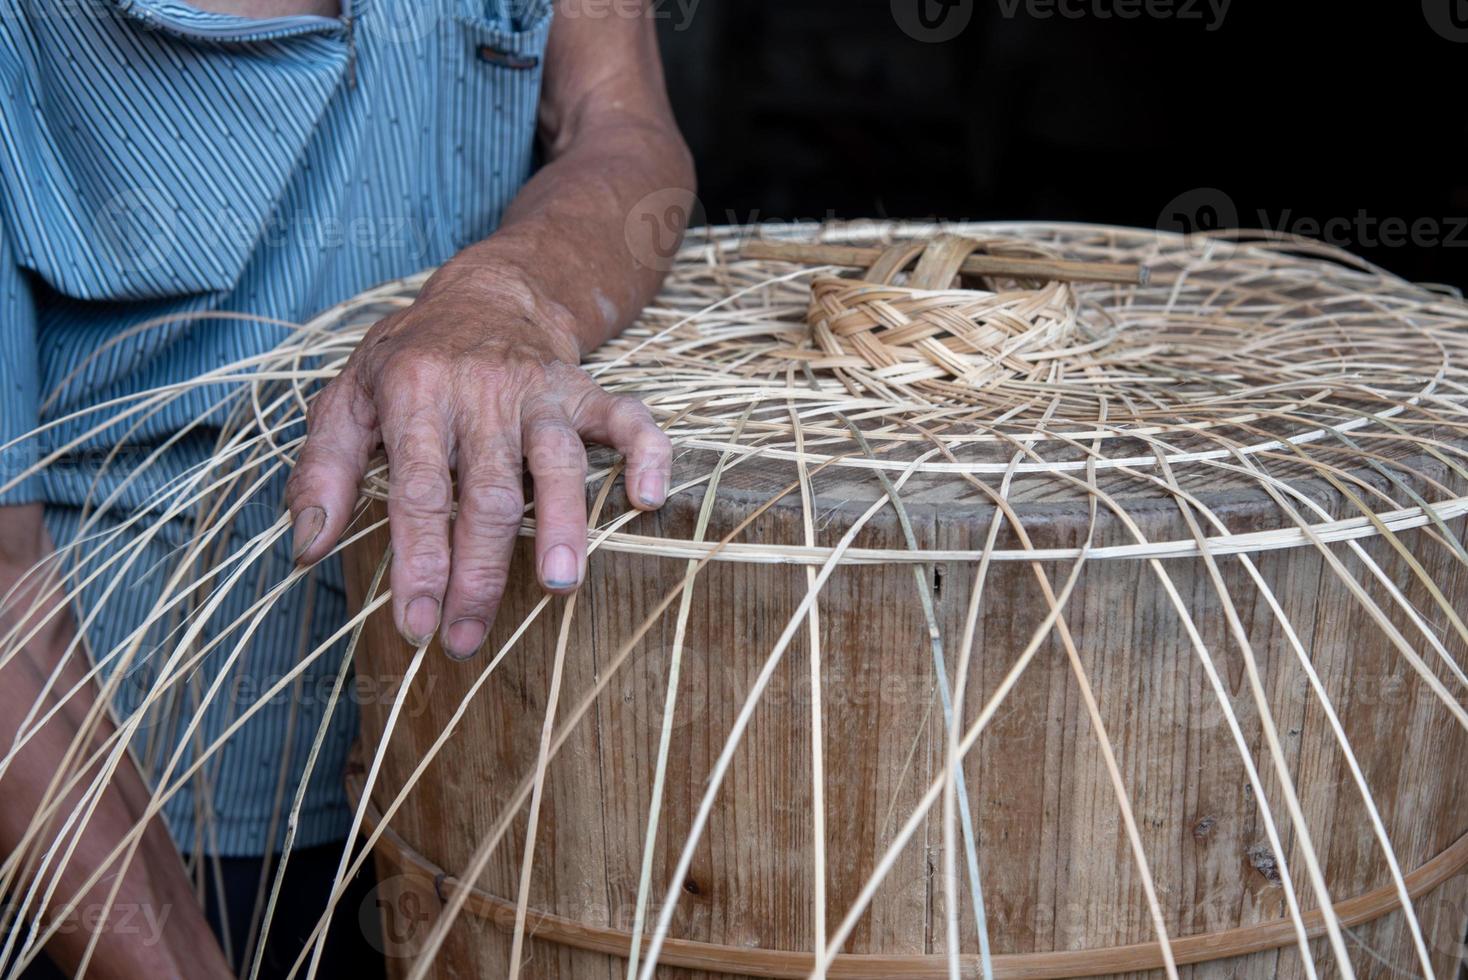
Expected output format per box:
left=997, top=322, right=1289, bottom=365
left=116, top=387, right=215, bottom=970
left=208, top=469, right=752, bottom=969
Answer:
left=345, top=458, right=1468, bottom=979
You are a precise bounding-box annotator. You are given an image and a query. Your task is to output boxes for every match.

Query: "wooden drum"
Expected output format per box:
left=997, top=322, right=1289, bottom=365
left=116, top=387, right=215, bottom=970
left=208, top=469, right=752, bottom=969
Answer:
left=341, top=224, right=1468, bottom=978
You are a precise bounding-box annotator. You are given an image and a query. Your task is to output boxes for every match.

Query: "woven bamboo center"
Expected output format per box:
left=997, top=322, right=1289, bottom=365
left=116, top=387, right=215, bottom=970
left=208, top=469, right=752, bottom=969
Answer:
left=799, top=234, right=1083, bottom=393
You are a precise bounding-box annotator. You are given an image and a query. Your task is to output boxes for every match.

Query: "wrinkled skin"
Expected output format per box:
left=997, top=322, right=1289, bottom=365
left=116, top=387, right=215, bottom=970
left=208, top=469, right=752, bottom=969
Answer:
left=286, top=263, right=672, bottom=659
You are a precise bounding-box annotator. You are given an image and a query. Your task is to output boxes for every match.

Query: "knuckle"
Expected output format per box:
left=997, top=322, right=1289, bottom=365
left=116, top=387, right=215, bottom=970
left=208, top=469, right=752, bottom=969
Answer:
left=563, top=383, right=603, bottom=424
left=613, top=398, right=669, bottom=462
left=636, top=423, right=672, bottom=455
left=463, top=482, right=525, bottom=531
left=526, top=424, right=586, bottom=476
left=450, top=562, right=509, bottom=607
left=464, top=360, right=515, bottom=392
left=613, top=397, right=654, bottom=425
left=468, top=362, right=546, bottom=419
left=380, top=353, right=448, bottom=398
left=617, top=394, right=652, bottom=416
left=539, top=361, right=584, bottom=393
left=392, top=461, right=450, bottom=513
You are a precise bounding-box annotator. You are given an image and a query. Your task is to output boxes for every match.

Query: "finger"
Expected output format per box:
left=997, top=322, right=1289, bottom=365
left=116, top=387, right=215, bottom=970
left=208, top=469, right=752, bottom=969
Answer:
left=285, top=369, right=377, bottom=567
left=439, top=432, right=524, bottom=660
left=572, top=391, right=671, bottom=510
left=522, top=403, right=589, bottom=594
left=380, top=388, right=454, bottom=647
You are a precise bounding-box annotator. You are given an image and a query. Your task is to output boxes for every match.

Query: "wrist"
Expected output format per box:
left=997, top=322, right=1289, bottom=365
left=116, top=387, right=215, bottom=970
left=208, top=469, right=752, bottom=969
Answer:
left=425, top=245, right=585, bottom=362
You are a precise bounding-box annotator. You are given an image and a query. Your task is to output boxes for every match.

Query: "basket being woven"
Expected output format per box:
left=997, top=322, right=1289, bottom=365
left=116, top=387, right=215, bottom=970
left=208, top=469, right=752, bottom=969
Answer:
left=797, top=235, right=1084, bottom=394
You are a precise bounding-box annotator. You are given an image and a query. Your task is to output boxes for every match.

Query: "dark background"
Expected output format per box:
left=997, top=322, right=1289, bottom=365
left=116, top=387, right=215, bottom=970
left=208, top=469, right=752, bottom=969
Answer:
left=656, top=0, right=1468, bottom=290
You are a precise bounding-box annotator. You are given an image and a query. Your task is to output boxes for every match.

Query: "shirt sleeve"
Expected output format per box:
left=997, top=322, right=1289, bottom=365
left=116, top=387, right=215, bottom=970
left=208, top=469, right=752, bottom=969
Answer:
left=0, top=225, right=41, bottom=505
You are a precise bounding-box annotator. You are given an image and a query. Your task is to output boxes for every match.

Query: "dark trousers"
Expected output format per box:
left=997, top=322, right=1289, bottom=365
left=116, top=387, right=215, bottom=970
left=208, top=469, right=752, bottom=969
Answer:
left=13, top=841, right=385, bottom=980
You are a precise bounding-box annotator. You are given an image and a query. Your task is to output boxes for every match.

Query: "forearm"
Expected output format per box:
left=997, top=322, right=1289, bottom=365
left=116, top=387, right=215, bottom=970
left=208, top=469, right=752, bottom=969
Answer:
left=0, top=505, right=231, bottom=980
left=439, top=117, right=694, bottom=356
left=427, top=0, right=696, bottom=358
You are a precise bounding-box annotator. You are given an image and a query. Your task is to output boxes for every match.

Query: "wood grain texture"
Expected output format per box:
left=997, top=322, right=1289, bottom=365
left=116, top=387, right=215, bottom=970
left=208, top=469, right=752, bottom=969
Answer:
left=347, top=455, right=1468, bottom=979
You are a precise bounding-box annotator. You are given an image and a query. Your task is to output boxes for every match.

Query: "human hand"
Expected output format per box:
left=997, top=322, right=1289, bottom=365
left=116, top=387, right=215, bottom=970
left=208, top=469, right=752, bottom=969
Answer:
left=285, top=258, right=671, bottom=660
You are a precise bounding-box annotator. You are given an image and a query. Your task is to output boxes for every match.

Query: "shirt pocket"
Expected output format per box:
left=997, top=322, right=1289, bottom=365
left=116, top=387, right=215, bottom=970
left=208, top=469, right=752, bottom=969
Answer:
left=437, top=0, right=554, bottom=248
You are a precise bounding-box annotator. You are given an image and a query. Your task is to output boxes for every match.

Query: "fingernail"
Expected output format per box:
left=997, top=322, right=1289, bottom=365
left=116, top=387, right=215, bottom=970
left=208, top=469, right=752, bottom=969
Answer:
left=636, top=472, right=667, bottom=508
left=403, top=596, right=441, bottom=645
left=541, top=545, right=580, bottom=590
left=443, top=618, right=487, bottom=660
left=292, top=507, right=325, bottom=564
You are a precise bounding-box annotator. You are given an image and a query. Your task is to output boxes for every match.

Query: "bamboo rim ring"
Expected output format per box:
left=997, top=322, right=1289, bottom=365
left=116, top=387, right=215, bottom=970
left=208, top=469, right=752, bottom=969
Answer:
left=345, top=769, right=1468, bottom=979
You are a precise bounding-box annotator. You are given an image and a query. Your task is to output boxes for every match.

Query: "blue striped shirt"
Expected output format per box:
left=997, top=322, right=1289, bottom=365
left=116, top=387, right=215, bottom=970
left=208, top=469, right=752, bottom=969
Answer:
left=0, top=0, right=552, bottom=853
